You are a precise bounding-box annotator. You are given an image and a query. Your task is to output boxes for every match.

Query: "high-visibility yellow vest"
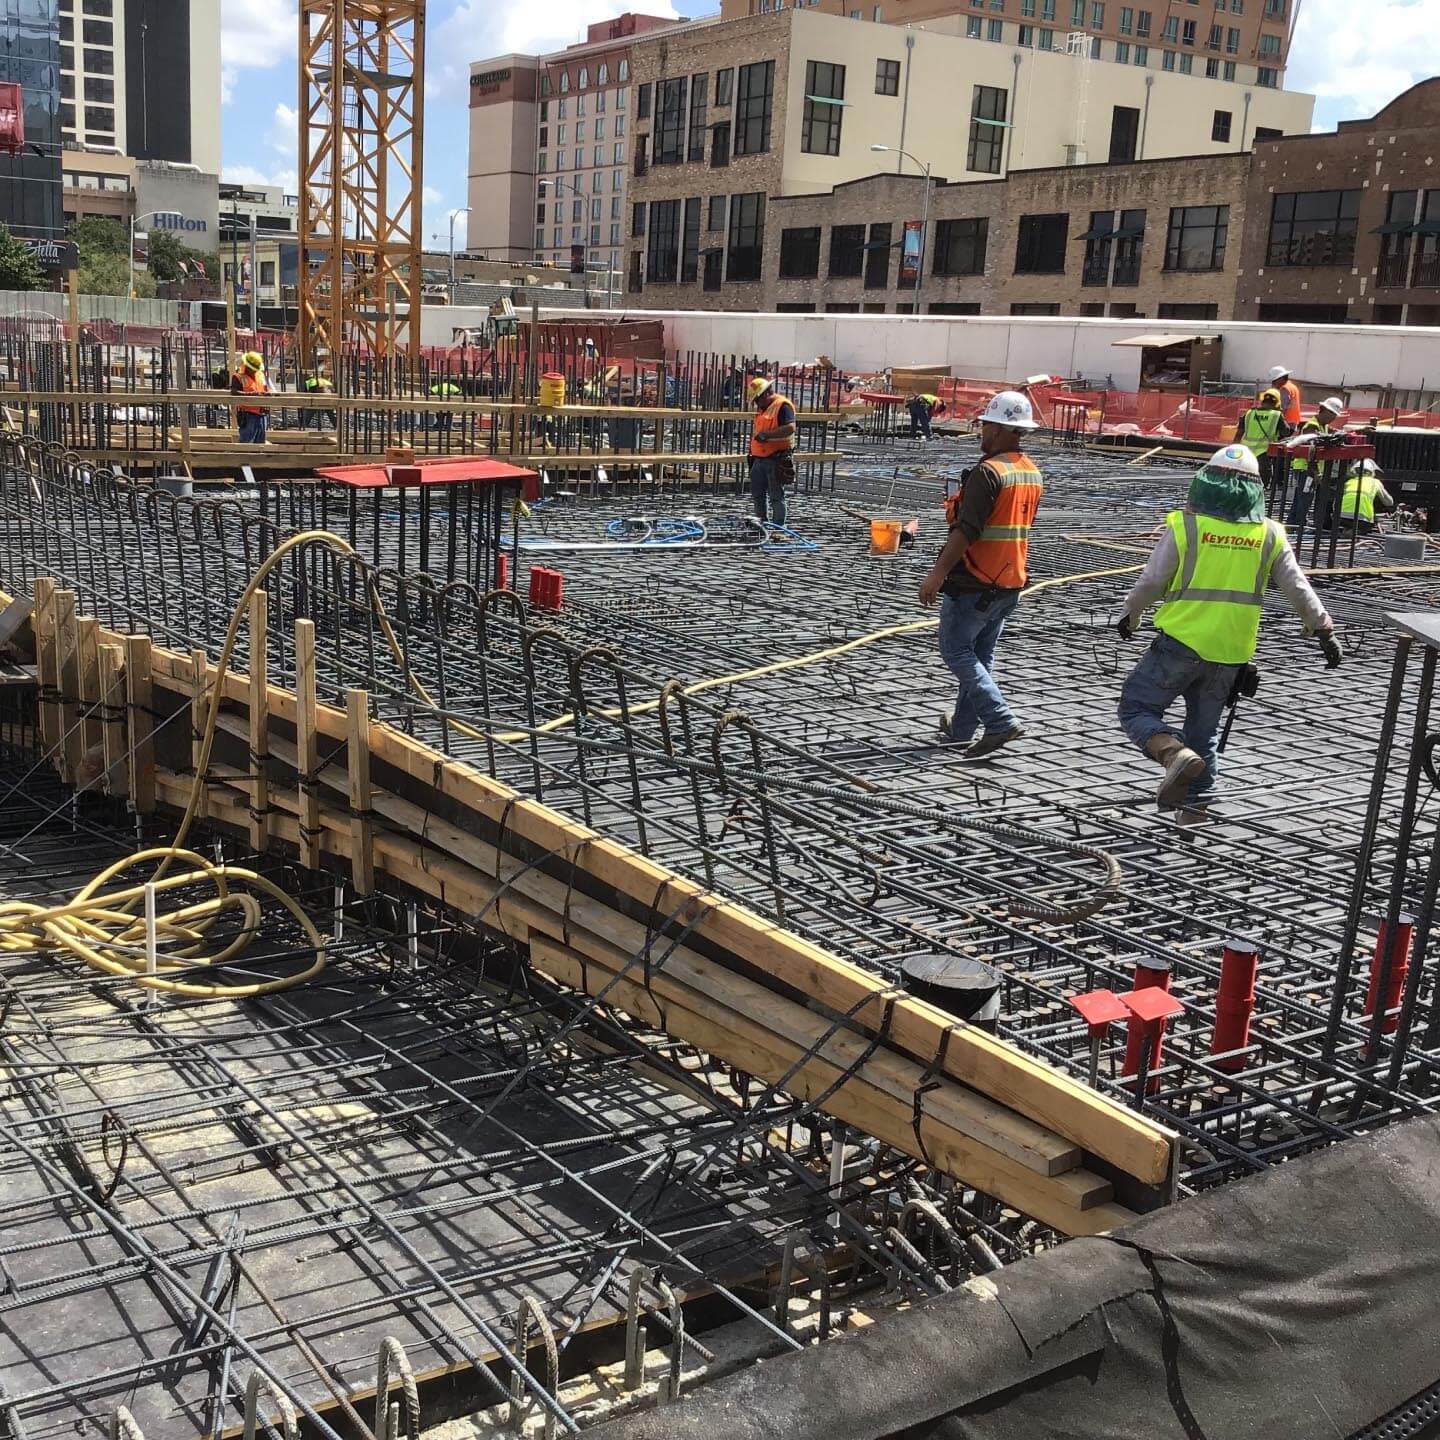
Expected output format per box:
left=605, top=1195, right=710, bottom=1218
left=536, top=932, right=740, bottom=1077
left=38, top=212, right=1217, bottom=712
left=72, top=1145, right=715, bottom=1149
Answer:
left=1154, top=510, right=1286, bottom=665
left=1340, top=473, right=1381, bottom=523
left=1238, top=407, right=1282, bottom=458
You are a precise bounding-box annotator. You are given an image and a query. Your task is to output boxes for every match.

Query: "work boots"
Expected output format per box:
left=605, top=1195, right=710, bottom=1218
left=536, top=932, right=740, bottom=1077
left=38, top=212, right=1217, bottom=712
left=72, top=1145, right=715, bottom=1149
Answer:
left=1146, top=735, right=1207, bottom=808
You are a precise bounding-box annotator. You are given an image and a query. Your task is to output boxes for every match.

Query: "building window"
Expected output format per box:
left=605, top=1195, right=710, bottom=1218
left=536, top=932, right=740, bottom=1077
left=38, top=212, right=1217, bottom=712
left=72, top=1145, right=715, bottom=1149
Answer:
left=715, top=67, right=734, bottom=106
left=560, top=70, right=570, bottom=93
left=1258, top=66, right=1277, bottom=87
left=633, top=136, right=647, bottom=176
left=637, top=82, right=651, bottom=119
left=1267, top=190, right=1361, bottom=267
left=83, top=46, right=112, bottom=74
left=1212, top=109, right=1231, bottom=142
left=1119, top=5, right=1133, bottom=31
left=876, top=58, right=900, bottom=95
left=598, top=63, right=609, bottom=85
left=1158, top=302, right=1220, bottom=320
left=1117, top=41, right=1130, bottom=62
left=779, top=225, right=822, bottom=278
left=681, top=197, right=702, bottom=282
left=1113, top=208, right=1145, bottom=284
left=619, top=58, right=630, bottom=82
left=628, top=250, right=643, bottom=294
left=1134, top=44, right=1147, bottom=63
left=688, top=73, right=709, bottom=162
left=1109, top=104, right=1140, bottom=162
left=734, top=61, right=775, bottom=156
left=1162, top=50, right=1175, bottom=70
left=654, top=77, right=688, bottom=164
left=703, top=248, right=723, bottom=291
left=711, top=122, right=731, bottom=167
left=1019, top=25, right=1035, bottom=44
left=1082, top=211, right=1114, bottom=286
left=1011, top=303, right=1061, bottom=315
left=578, top=66, right=589, bottom=89
left=1136, top=7, right=1151, bottom=34
left=967, top=85, right=1007, bottom=174
left=1014, top=213, right=1069, bottom=274
left=1181, top=18, right=1196, bottom=44
left=708, top=194, right=727, bottom=231
left=1223, top=60, right=1236, bottom=79
left=1178, top=53, right=1193, bottom=73
left=966, top=16, right=981, bottom=36
left=1091, top=0, right=1105, bottom=23
left=647, top=198, right=680, bottom=282
left=1165, top=204, right=1228, bottom=271
left=632, top=202, right=646, bottom=237
left=987, top=18, right=1003, bottom=39
left=81, top=17, right=111, bottom=43
left=932, top=217, right=987, bottom=275
left=1207, top=22, right=1222, bottom=48
left=865, top=222, right=893, bottom=289
left=727, top=192, right=766, bottom=281
left=1205, top=58, right=1219, bottom=77
left=616, top=114, right=626, bottom=137
left=801, top=61, right=845, bottom=155
left=830, top=222, right=866, bottom=277
left=1377, top=190, right=1417, bottom=288
left=1039, top=28, right=1055, bottom=47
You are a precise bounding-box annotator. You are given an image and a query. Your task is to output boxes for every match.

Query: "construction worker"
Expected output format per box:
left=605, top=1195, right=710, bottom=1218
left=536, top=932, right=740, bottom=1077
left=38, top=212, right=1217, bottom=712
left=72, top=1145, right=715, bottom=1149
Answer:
left=232, top=351, right=271, bottom=444
left=1267, top=365, right=1304, bottom=427
left=919, top=390, right=1043, bottom=759
left=1339, top=458, right=1396, bottom=533
left=748, top=375, right=796, bottom=527
left=908, top=392, right=944, bottom=442
left=1117, top=444, right=1339, bottom=820
left=1237, top=387, right=1290, bottom=458
left=300, top=368, right=333, bottom=430
left=428, top=375, right=461, bottom=432
left=1287, top=395, right=1345, bottom=528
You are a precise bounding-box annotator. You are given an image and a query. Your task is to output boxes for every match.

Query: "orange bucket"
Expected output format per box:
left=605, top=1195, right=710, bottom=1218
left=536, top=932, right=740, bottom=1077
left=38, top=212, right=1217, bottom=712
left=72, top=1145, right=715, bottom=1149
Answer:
left=869, top=518, right=903, bottom=555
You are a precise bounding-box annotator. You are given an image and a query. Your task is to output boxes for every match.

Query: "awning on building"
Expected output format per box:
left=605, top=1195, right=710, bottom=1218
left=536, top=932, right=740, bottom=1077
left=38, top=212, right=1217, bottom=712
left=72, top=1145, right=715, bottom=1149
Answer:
left=1111, top=332, right=1214, bottom=348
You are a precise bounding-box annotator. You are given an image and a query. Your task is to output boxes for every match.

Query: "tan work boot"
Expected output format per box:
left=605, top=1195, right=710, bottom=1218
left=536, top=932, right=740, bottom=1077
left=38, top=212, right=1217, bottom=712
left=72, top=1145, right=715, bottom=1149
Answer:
left=1146, top=735, right=1207, bottom=809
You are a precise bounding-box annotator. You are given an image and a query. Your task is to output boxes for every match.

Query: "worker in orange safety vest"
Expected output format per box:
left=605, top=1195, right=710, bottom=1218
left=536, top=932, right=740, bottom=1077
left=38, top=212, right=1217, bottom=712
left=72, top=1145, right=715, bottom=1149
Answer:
left=747, top=375, right=796, bottom=527
left=919, top=389, right=1044, bottom=759
left=232, top=351, right=271, bottom=444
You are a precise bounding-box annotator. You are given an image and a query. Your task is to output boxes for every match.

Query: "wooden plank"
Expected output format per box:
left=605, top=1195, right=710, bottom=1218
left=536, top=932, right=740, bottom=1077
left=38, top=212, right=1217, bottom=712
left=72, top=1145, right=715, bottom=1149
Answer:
left=53, top=589, right=80, bottom=783
left=295, top=618, right=321, bottom=870
left=346, top=689, right=375, bottom=896
left=0, top=594, right=31, bottom=647
left=248, top=592, right=270, bottom=853
left=97, top=643, right=127, bottom=797
left=76, top=617, right=103, bottom=779
left=31, top=577, right=59, bottom=764
left=190, top=647, right=209, bottom=822
left=123, top=634, right=155, bottom=814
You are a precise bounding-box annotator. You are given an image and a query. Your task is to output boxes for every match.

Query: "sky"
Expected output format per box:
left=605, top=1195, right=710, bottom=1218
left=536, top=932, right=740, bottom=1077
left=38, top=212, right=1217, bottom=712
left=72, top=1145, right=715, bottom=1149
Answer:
left=218, top=0, right=1440, bottom=251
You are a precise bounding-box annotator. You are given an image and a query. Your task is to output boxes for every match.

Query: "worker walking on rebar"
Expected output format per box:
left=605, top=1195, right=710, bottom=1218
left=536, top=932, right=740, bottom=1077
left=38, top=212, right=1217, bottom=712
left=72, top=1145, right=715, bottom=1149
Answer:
left=232, top=351, right=271, bottom=444
left=748, top=375, right=796, bottom=526
left=1116, top=445, right=1339, bottom=822
left=1267, top=364, right=1304, bottom=427
left=428, top=375, right=461, bottom=432
left=1339, top=458, right=1397, bottom=534
left=908, top=392, right=944, bottom=443
left=919, top=391, right=1043, bottom=759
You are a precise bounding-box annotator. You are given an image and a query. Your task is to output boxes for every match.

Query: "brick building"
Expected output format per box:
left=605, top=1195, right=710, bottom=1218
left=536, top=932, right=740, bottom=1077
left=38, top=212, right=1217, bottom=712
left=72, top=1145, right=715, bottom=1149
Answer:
left=1236, top=79, right=1440, bottom=327
left=718, top=0, right=1298, bottom=87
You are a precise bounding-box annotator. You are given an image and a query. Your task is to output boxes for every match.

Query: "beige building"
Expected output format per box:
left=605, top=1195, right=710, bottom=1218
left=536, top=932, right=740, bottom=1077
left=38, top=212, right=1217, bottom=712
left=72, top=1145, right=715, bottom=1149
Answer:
left=719, top=0, right=1299, bottom=86
left=624, top=6, right=1311, bottom=308
left=62, top=148, right=136, bottom=227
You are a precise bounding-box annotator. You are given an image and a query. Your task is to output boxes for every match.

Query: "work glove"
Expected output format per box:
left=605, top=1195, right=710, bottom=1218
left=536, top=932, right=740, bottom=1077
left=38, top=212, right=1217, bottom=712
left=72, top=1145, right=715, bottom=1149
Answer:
left=1117, top=614, right=1136, bottom=641
left=1318, top=630, right=1342, bottom=669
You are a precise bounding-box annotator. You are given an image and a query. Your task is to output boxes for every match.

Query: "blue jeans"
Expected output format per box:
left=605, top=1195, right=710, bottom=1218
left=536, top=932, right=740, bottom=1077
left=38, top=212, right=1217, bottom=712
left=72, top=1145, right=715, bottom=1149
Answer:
left=1118, top=632, right=1236, bottom=806
left=238, top=411, right=267, bottom=444
left=1287, top=471, right=1311, bottom=528
left=750, top=456, right=788, bottom=526
left=909, top=406, right=932, bottom=440
left=937, top=588, right=1021, bottom=742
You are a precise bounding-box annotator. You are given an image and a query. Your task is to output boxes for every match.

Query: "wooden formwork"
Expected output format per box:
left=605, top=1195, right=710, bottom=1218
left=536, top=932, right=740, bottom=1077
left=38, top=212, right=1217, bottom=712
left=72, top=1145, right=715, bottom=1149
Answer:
left=13, top=578, right=1179, bottom=1238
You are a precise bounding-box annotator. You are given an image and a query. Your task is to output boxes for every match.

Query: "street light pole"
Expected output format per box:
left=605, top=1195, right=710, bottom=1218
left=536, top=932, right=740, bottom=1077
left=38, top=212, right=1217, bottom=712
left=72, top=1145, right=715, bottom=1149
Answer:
left=871, top=144, right=931, bottom=316
left=448, top=207, right=472, bottom=306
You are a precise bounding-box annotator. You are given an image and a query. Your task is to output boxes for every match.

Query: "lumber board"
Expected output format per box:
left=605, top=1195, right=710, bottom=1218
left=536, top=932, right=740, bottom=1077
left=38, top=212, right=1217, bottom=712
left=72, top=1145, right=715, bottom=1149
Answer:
left=190, top=648, right=209, bottom=822
left=295, top=619, right=321, bottom=870
left=32, top=577, right=59, bottom=763
left=53, top=590, right=79, bottom=783
left=123, top=634, right=155, bottom=814
left=76, top=617, right=103, bottom=770
left=346, top=689, right=375, bottom=896
left=97, top=643, right=127, bottom=798
left=248, top=593, right=270, bottom=853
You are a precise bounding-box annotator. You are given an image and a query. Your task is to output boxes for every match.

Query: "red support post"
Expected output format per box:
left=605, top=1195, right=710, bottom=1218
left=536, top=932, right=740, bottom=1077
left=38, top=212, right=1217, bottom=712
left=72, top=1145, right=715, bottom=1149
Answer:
left=1364, top=914, right=1415, bottom=1038
left=1123, top=960, right=1172, bottom=1085
left=1211, top=939, right=1260, bottom=1073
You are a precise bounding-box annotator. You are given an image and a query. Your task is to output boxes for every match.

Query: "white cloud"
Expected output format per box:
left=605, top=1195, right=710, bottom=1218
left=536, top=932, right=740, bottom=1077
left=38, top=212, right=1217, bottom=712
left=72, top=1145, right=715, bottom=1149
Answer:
left=220, top=0, right=298, bottom=106
left=1286, top=0, right=1440, bottom=128
left=428, top=0, right=682, bottom=99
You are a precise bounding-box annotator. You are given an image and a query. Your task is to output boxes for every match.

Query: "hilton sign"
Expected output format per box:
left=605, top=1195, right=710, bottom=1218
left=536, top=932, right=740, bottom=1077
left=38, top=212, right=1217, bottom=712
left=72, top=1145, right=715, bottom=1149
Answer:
left=153, top=212, right=208, bottom=235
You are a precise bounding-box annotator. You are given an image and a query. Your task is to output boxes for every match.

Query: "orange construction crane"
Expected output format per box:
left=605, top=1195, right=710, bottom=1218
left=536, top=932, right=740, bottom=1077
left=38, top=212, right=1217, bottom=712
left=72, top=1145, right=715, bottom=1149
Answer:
left=298, top=1, right=426, bottom=366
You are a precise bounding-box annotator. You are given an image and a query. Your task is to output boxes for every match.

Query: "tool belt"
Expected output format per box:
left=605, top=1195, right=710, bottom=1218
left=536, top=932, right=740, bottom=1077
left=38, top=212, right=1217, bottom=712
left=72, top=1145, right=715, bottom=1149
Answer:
left=1226, top=663, right=1260, bottom=707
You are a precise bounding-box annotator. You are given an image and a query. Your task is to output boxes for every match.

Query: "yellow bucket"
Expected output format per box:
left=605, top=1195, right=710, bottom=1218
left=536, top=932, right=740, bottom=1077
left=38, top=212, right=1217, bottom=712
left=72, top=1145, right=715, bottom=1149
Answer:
left=1219, top=423, right=1238, bottom=443
left=539, top=372, right=566, bottom=407
left=870, top=518, right=903, bottom=555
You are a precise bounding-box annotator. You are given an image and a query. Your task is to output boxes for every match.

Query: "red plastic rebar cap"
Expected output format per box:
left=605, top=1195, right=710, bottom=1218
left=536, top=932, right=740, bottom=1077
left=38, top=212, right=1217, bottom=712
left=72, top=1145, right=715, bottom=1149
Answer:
left=1120, top=988, right=1185, bottom=1026
left=1068, top=990, right=1129, bottom=1031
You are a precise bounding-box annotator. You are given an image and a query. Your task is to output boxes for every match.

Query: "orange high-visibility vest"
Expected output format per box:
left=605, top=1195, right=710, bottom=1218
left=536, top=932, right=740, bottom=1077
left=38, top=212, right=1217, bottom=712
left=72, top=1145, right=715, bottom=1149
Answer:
left=944, top=451, right=1044, bottom=589
left=1279, top=379, right=1302, bottom=427
left=236, top=368, right=270, bottom=416
left=750, top=393, right=794, bottom=458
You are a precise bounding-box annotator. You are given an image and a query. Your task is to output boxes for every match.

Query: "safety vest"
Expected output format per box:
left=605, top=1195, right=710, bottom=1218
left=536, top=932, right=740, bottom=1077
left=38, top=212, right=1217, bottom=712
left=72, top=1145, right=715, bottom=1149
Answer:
left=1340, top=473, right=1382, bottom=523
left=750, top=393, right=794, bottom=458
left=1290, top=418, right=1330, bottom=473
left=918, top=393, right=940, bottom=411
left=944, top=451, right=1044, bottom=590
left=1279, top=379, right=1302, bottom=426
left=303, top=376, right=333, bottom=393
left=235, top=368, right=269, bottom=415
left=1238, top=407, right=1282, bottom=458
left=430, top=382, right=461, bottom=397
left=1154, top=510, right=1285, bottom=665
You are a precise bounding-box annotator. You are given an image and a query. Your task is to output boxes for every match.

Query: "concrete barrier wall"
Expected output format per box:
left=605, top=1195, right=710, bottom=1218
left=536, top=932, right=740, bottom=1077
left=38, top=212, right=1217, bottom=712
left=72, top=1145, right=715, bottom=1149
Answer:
left=0, top=290, right=181, bottom=327
left=526, top=309, right=1440, bottom=398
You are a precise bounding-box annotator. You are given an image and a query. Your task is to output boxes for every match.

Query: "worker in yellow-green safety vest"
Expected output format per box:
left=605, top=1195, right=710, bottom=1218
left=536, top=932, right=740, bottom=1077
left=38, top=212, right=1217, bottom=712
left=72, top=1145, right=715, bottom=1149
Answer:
left=1236, top=387, right=1290, bottom=458
left=1116, top=444, right=1339, bottom=824
left=908, top=392, right=945, bottom=442
left=1338, top=458, right=1396, bottom=533
left=429, top=376, right=462, bottom=432
left=300, top=369, right=333, bottom=430
left=1286, top=395, right=1345, bottom=528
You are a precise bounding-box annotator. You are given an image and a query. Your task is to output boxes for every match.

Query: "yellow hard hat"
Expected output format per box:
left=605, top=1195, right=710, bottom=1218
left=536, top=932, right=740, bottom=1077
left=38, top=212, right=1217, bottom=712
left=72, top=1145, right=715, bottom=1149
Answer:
left=242, top=351, right=264, bottom=371
left=1259, top=388, right=1282, bottom=407
left=746, top=376, right=772, bottom=401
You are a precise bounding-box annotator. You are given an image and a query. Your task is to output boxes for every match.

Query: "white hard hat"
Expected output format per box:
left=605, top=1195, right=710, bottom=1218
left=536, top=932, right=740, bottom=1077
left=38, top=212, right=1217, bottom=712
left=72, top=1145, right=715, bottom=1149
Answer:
left=1205, top=443, right=1261, bottom=478
left=1359, top=458, right=1383, bottom=476
left=979, top=390, right=1039, bottom=431
left=1268, top=365, right=1291, bottom=382
left=1318, top=395, right=1345, bottom=416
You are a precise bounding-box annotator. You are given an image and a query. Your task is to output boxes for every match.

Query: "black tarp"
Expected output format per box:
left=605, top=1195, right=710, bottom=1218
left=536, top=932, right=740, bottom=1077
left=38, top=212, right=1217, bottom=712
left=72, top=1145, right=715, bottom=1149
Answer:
left=590, top=1116, right=1440, bottom=1440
